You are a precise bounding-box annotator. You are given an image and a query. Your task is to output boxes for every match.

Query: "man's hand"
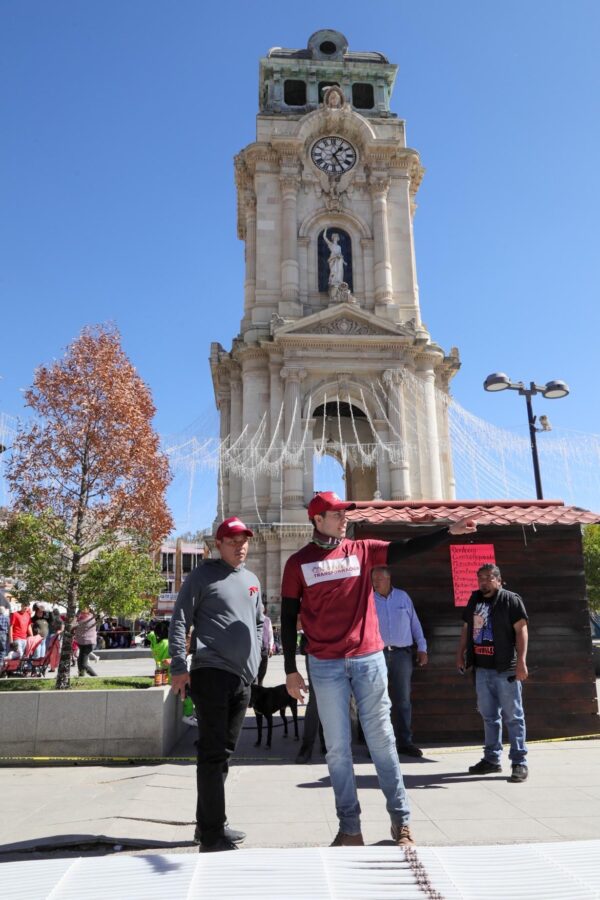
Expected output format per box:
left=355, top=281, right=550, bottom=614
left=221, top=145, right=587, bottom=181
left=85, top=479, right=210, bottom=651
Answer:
left=456, top=652, right=466, bottom=673
left=449, top=514, right=478, bottom=535
left=286, top=671, right=308, bottom=703
left=515, top=660, right=528, bottom=682
left=416, top=651, right=428, bottom=667
left=170, top=672, right=190, bottom=698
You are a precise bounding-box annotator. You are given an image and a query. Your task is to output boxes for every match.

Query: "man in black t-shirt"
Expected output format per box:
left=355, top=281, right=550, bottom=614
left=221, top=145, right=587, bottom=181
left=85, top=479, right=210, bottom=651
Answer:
left=456, top=564, right=529, bottom=783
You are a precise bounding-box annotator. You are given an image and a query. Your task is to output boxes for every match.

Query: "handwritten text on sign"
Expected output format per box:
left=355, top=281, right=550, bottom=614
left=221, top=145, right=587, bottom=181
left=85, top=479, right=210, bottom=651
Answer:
left=450, top=544, right=496, bottom=607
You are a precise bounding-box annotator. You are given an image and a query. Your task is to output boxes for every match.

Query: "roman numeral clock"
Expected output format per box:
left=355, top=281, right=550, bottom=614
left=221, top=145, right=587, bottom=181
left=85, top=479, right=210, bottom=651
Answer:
left=310, top=136, right=357, bottom=175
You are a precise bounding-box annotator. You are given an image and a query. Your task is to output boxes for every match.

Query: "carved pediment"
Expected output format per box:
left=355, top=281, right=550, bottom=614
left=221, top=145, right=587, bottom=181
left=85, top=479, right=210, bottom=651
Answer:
left=272, top=305, right=415, bottom=340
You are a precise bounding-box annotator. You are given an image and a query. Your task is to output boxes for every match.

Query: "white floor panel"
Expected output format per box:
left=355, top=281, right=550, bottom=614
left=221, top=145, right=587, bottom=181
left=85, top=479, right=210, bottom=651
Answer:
left=2, top=842, right=599, bottom=900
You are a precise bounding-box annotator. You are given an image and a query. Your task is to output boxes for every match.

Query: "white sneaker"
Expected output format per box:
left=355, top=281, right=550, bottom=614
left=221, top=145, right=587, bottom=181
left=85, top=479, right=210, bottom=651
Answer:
left=182, top=715, right=198, bottom=727
left=89, top=653, right=99, bottom=662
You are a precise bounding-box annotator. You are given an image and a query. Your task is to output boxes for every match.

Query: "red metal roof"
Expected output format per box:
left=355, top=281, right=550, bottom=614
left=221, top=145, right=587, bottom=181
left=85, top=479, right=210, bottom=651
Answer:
left=345, top=499, right=600, bottom=527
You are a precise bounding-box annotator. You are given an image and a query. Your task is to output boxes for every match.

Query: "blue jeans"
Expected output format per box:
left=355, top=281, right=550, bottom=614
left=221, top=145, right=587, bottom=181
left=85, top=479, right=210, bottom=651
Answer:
left=308, top=651, right=410, bottom=834
left=383, top=647, right=413, bottom=745
left=475, top=667, right=527, bottom=765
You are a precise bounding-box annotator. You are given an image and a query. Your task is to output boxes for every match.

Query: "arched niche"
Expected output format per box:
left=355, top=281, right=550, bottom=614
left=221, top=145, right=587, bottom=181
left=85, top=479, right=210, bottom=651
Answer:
left=299, top=209, right=371, bottom=304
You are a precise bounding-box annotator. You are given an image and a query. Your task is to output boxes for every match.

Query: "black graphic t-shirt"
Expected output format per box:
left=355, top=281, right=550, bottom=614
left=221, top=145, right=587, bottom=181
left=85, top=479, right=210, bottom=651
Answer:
left=472, top=600, right=496, bottom=668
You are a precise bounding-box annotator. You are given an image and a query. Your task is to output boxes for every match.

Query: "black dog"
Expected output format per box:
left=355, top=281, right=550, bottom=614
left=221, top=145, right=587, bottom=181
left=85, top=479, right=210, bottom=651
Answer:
left=250, top=683, right=299, bottom=749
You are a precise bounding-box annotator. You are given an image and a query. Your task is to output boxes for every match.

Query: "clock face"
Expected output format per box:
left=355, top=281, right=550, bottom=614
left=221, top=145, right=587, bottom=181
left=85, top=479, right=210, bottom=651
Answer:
left=311, top=136, right=357, bottom=174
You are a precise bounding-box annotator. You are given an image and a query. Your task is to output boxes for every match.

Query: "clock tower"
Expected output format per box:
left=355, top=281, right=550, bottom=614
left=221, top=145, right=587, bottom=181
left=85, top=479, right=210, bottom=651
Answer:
left=210, top=30, right=460, bottom=611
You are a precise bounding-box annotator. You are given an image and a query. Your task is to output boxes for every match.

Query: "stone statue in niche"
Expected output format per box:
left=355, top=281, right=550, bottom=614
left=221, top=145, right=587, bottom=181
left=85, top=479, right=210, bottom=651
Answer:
left=322, top=229, right=346, bottom=287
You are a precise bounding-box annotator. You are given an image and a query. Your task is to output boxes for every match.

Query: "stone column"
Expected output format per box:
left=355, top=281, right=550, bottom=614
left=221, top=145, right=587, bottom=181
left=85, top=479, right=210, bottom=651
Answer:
left=243, top=190, right=257, bottom=314
left=281, top=367, right=307, bottom=522
left=217, top=383, right=231, bottom=519
left=372, top=420, right=391, bottom=500
left=297, top=236, right=309, bottom=304
left=303, top=418, right=316, bottom=504
left=361, top=238, right=375, bottom=310
left=368, top=175, right=393, bottom=310
left=268, top=359, right=284, bottom=520
left=228, top=373, right=243, bottom=516
left=437, top=372, right=456, bottom=499
left=418, top=364, right=443, bottom=499
left=383, top=369, right=411, bottom=500
left=265, top=533, right=282, bottom=623
left=241, top=357, right=270, bottom=519
left=280, top=171, right=300, bottom=307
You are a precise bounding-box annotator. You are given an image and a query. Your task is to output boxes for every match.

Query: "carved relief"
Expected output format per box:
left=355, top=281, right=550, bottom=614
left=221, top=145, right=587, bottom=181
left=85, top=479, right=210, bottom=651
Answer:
left=322, top=85, right=346, bottom=110
left=302, top=317, right=376, bottom=336
left=329, top=282, right=357, bottom=305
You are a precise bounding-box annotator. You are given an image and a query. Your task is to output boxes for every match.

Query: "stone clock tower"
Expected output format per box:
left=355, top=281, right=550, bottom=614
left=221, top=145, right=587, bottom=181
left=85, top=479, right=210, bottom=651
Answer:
left=210, top=30, right=460, bottom=610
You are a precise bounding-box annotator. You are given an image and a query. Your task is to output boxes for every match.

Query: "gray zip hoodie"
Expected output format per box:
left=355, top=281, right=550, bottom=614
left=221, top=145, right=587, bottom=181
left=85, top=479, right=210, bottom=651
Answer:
left=169, top=559, right=263, bottom=684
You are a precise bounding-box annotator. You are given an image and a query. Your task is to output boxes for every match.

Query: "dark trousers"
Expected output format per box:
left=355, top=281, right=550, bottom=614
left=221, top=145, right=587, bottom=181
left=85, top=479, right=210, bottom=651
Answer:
left=301, top=655, right=325, bottom=752
left=383, top=646, right=413, bottom=745
left=190, top=667, right=251, bottom=846
left=77, top=644, right=97, bottom=676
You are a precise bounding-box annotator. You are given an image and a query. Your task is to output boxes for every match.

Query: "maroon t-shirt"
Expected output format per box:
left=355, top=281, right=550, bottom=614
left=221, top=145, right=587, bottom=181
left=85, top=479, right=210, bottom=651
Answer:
left=281, top=539, right=388, bottom=659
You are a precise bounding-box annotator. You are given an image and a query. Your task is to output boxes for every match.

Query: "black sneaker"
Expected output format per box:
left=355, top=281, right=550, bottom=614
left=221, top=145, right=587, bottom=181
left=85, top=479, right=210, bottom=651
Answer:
left=199, top=837, right=238, bottom=853
left=508, top=764, right=528, bottom=783
left=397, top=744, right=423, bottom=758
left=194, top=825, right=246, bottom=844
left=468, top=759, right=502, bottom=775
left=295, top=746, right=312, bottom=764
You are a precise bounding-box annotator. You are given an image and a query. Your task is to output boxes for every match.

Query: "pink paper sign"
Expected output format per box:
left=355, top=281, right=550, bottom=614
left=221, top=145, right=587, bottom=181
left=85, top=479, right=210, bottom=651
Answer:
left=450, top=544, right=496, bottom=607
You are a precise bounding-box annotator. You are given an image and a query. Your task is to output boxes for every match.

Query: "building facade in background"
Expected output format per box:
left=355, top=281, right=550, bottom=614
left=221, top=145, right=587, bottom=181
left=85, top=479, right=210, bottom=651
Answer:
left=154, top=539, right=206, bottom=615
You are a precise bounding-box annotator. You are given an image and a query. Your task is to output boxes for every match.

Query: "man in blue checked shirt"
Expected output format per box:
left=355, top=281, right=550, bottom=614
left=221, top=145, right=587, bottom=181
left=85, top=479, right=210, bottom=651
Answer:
left=372, top=567, right=427, bottom=758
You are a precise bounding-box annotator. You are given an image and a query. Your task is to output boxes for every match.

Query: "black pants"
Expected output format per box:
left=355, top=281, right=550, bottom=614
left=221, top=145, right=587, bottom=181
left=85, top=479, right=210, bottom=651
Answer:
left=190, top=667, right=251, bottom=846
left=77, top=643, right=96, bottom=676
left=301, top=655, right=325, bottom=752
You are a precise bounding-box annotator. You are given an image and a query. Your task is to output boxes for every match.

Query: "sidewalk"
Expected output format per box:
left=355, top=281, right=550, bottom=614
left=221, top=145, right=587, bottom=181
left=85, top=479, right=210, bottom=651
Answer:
left=1, top=656, right=599, bottom=859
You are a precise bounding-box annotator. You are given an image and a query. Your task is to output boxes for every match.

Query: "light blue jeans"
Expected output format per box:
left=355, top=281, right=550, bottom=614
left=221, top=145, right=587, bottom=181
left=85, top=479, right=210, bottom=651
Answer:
left=475, top=667, right=527, bottom=765
left=308, top=651, right=410, bottom=834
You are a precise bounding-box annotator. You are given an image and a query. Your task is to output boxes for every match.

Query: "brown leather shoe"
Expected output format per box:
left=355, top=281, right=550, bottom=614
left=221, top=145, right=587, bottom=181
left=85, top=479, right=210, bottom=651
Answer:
left=330, top=831, right=365, bottom=847
left=391, top=823, right=415, bottom=846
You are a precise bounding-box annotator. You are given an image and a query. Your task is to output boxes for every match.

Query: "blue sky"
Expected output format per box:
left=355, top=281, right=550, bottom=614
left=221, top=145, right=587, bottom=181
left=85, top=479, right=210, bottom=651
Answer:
left=2, top=1, right=600, bottom=532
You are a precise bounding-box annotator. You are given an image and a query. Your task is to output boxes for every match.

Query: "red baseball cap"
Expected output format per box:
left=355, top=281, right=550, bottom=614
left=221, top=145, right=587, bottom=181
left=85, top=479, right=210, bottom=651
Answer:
left=216, top=517, right=254, bottom=540
left=307, top=491, right=356, bottom=519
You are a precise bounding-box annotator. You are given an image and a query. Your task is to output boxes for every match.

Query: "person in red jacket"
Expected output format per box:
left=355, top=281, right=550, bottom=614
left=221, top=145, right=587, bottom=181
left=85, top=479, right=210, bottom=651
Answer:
left=281, top=491, right=476, bottom=848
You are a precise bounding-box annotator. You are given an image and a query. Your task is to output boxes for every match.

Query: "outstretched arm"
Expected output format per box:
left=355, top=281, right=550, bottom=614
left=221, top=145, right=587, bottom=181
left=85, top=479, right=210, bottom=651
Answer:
left=386, top=514, right=477, bottom=564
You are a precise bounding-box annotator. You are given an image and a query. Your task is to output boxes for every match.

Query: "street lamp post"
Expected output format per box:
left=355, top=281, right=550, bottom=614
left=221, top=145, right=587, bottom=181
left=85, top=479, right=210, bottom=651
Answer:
left=483, top=373, right=570, bottom=500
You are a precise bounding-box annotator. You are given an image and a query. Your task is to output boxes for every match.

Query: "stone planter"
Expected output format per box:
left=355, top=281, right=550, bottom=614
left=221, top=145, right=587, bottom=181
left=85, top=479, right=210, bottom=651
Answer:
left=0, top=685, right=186, bottom=759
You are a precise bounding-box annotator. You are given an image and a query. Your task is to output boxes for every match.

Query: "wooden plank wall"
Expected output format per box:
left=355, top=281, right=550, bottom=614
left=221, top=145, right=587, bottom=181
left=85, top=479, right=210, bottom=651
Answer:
left=351, top=522, right=599, bottom=742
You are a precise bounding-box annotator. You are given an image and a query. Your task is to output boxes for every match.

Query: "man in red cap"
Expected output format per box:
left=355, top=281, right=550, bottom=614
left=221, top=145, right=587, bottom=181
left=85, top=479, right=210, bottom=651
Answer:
left=169, top=516, right=264, bottom=852
left=281, top=491, right=476, bottom=848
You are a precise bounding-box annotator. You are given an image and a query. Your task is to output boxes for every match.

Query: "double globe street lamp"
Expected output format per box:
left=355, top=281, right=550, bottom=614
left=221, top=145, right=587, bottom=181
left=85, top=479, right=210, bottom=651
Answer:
left=483, top=373, right=570, bottom=500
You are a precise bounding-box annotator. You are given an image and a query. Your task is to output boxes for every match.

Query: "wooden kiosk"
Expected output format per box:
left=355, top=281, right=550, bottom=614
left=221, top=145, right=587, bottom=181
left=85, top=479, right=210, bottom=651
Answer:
left=347, top=500, right=600, bottom=742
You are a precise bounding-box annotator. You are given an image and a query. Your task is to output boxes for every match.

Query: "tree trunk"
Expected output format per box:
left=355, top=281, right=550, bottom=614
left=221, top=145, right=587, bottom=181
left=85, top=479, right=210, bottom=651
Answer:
left=56, top=436, right=90, bottom=690
left=55, top=563, right=80, bottom=690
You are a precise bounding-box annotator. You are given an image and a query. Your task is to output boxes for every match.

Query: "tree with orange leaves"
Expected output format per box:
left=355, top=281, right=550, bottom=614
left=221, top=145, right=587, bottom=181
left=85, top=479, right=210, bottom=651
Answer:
left=7, top=325, right=173, bottom=688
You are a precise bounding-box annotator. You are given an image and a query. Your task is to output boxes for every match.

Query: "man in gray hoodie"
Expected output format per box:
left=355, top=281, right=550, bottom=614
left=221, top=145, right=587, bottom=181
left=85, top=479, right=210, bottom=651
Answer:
left=169, top=516, right=264, bottom=852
